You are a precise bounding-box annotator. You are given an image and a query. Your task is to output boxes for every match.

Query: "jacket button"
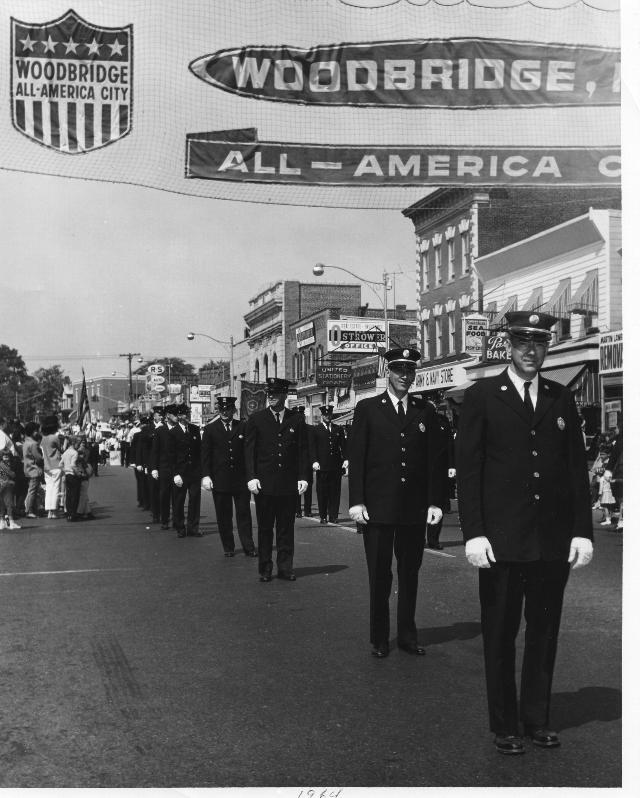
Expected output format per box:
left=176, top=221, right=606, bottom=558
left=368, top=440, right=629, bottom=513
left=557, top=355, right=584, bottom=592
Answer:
left=532, top=451, right=538, bottom=456
left=531, top=430, right=536, bottom=436
left=534, top=494, right=540, bottom=500
left=401, top=462, right=406, bottom=467
left=533, top=472, right=539, bottom=478
left=401, top=477, right=406, bottom=482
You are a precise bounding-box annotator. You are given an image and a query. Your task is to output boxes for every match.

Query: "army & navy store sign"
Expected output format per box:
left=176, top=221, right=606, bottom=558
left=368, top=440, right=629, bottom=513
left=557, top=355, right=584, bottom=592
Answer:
left=411, top=362, right=470, bottom=393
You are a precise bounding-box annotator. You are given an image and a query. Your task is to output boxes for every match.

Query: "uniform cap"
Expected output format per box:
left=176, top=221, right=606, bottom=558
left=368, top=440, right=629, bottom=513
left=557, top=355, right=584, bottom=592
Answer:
left=296, top=405, right=306, bottom=414
left=151, top=405, right=165, bottom=416
left=505, top=310, right=557, bottom=342
left=175, top=403, right=190, bottom=415
left=216, top=396, right=237, bottom=409
left=384, top=347, right=421, bottom=369
left=164, top=404, right=178, bottom=415
left=266, top=377, right=291, bottom=394
left=319, top=405, right=334, bottom=415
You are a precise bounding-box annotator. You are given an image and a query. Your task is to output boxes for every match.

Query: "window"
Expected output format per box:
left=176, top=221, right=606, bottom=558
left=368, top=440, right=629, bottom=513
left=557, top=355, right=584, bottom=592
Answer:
left=423, top=321, right=430, bottom=361
left=422, top=251, right=429, bottom=291
left=448, top=311, right=456, bottom=353
left=435, top=317, right=442, bottom=357
left=292, top=353, right=297, bottom=378
left=263, top=354, right=269, bottom=381
left=254, top=359, right=260, bottom=382
left=447, top=239, right=455, bottom=281
left=461, top=231, right=470, bottom=273
left=272, top=353, right=277, bottom=378
left=434, top=246, right=442, bottom=285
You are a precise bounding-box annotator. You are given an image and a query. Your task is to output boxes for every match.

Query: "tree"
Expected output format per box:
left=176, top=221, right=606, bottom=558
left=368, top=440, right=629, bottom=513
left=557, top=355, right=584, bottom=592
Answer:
left=32, top=365, right=67, bottom=415
left=0, top=345, right=30, bottom=419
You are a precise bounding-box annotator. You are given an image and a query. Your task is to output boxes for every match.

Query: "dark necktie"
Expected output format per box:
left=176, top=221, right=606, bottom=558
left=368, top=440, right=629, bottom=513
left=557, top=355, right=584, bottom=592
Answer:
left=523, top=381, right=535, bottom=418
left=275, top=412, right=280, bottom=425
left=225, top=422, right=231, bottom=434
left=397, top=401, right=406, bottom=421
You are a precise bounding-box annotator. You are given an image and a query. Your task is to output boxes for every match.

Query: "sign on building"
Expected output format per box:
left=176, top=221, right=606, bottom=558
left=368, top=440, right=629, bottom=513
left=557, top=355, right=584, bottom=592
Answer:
left=483, top=333, right=510, bottom=363
left=295, top=321, right=316, bottom=349
left=327, top=320, right=386, bottom=353
left=599, top=330, right=622, bottom=375
left=317, top=363, right=351, bottom=388
left=189, top=384, right=213, bottom=403
left=463, top=314, right=488, bottom=355
left=413, top=362, right=469, bottom=392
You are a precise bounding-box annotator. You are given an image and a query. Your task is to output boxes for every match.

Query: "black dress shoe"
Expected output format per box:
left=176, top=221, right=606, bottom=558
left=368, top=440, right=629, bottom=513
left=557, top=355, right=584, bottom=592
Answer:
left=295, top=512, right=302, bottom=518
left=320, top=517, right=328, bottom=524
left=224, top=551, right=235, bottom=558
left=525, top=728, right=560, bottom=748
left=329, top=517, right=338, bottom=523
left=427, top=542, right=443, bottom=550
left=259, top=574, right=272, bottom=582
left=371, top=643, right=389, bottom=658
left=161, top=523, right=169, bottom=530
left=244, top=550, right=258, bottom=557
left=277, top=572, right=296, bottom=581
left=494, top=735, right=525, bottom=755
left=177, top=530, right=186, bottom=538
left=304, top=512, right=312, bottom=517
left=398, top=643, right=426, bottom=655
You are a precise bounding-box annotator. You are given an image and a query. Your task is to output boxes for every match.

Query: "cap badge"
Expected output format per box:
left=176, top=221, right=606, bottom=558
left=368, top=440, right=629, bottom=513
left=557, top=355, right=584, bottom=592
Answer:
left=500, top=385, right=508, bottom=391
left=529, top=314, right=540, bottom=325
left=289, top=428, right=294, bottom=433
left=419, top=422, right=426, bottom=432
left=402, top=349, right=410, bottom=358
left=557, top=416, right=566, bottom=430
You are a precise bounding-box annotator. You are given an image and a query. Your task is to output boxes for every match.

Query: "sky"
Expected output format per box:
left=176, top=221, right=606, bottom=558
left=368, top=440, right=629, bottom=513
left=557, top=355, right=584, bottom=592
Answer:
left=0, top=168, right=420, bottom=384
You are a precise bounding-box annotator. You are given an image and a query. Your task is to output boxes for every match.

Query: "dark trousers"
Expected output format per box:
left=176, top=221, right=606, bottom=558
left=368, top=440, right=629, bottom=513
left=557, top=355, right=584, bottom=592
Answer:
left=148, top=473, right=160, bottom=520
left=64, top=474, right=81, bottom=517
left=316, top=470, right=342, bottom=520
left=120, top=441, right=129, bottom=467
left=158, top=471, right=172, bottom=525
left=297, top=473, right=313, bottom=515
left=134, top=468, right=146, bottom=507
left=362, top=523, right=426, bottom=647
left=213, top=490, right=255, bottom=553
left=172, top=477, right=201, bottom=533
left=255, top=492, right=297, bottom=576
left=479, top=560, right=570, bottom=735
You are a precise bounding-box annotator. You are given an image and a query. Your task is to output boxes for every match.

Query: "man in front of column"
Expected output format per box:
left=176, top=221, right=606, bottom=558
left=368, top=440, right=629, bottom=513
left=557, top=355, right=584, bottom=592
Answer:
left=310, top=405, right=348, bottom=524
left=348, top=348, right=447, bottom=659
left=201, top=396, right=257, bottom=558
left=455, top=311, right=593, bottom=756
left=168, top=403, right=203, bottom=538
left=244, top=378, right=308, bottom=582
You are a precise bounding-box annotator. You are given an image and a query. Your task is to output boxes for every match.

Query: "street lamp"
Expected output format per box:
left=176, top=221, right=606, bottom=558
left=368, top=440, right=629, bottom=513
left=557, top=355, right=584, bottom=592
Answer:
left=312, top=262, right=392, bottom=350
left=186, top=332, right=235, bottom=397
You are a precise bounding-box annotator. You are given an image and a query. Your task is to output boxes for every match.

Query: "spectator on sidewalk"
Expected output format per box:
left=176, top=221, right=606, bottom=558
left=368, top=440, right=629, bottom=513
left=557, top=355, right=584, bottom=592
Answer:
left=60, top=435, right=81, bottom=522
left=0, top=417, right=17, bottom=456
left=41, top=415, right=64, bottom=519
left=75, top=442, right=95, bottom=520
left=22, top=421, right=43, bottom=519
left=0, top=450, right=20, bottom=529
left=598, top=463, right=616, bottom=526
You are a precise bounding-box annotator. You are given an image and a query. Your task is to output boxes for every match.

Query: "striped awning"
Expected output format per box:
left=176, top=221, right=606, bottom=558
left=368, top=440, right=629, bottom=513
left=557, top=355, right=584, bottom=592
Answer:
left=541, top=363, right=586, bottom=386
left=490, top=295, right=518, bottom=330
left=522, top=286, right=543, bottom=311
left=543, top=278, right=572, bottom=320
left=570, top=270, right=599, bottom=315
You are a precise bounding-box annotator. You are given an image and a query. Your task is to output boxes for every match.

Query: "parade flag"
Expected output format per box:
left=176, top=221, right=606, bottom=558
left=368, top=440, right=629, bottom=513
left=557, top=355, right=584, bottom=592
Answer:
left=77, top=368, right=89, bottom=427
left=240, top=381, right=267, bottom=419
left=0, top=0, right=620, bottom=209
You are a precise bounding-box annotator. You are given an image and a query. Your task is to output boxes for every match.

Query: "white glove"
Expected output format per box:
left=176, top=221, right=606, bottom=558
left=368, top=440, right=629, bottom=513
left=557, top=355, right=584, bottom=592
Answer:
left=144, top=468, right=148, bottom=474
left=349, top=504, right=369, bottom=524
left=248, top=478, right=261, bottom=494
left=426, top=506, right=443, bottom=525
left=136, top=465, right=143, bottom=472
left=151, top=470, right=159, bottom=480
left=129, top=463, right=136, bottom=469
left=298, top=480, right=308, bottom=495
left=173, top=475, right=183, bottom=487
left=342, top=460, right=349, bottom=471
left=201, top=476, right=213, bottom=491
left=448, top=468, right=456, bottom=478
left=465, top=536, right=496, bottom=568
left=568, top=537, right=594, bottom=569
left=312, top=461, right=320, bottom=471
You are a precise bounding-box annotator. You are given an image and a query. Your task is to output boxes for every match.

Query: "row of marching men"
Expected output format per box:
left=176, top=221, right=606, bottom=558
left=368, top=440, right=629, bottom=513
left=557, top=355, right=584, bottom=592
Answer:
left=127, top=390, right=348, bottom=560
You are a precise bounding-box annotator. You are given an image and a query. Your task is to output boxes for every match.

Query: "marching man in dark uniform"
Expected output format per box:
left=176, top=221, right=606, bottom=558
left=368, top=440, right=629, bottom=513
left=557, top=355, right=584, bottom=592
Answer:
left=310, top=405, right=348, bottom=524
left=150, top=404, right=176, bottom=530
left=132, top=414, right=152, bottom=512
left=147, top=405, right=166, bottom=524
left=167, top=403, right=203, bottom=538
left=348, top=347, right=447, bottom=658
left=295, top=406, right=314, bottom=518
left=244, top=378, right=309, bottom=582
left=455, top=311, right=593, bottom=756
left=201, top=396, right=257, bottom=558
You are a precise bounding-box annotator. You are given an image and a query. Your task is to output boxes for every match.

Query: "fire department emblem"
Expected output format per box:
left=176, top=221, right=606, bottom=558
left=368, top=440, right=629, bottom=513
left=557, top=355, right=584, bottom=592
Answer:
left=557, top=416, right=566, bottom=430
left=529, top=314, right=540, bottom=325
left=11, top=9, right=132, bottom=153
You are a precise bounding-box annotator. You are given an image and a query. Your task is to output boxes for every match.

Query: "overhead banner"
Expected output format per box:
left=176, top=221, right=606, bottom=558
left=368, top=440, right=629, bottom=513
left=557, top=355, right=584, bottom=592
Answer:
left=0, top=0, right=621, bottom=209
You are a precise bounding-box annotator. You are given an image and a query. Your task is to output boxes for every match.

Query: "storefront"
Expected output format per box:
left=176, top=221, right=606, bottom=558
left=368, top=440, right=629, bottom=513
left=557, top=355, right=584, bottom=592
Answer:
left=599, top=330, right=623, bottom=432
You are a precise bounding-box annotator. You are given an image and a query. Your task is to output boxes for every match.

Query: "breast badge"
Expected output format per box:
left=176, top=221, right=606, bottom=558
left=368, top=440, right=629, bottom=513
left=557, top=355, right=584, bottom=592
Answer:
left=419, top=422, right=426, bottom=432
left=557, top=417, right=566, bottom=430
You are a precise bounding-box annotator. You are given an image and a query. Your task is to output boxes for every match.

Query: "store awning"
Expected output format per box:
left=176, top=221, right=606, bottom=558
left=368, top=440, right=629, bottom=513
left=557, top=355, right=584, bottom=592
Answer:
left=333, top=409, right=354, bottom=426
left=491, top=295, right=518, bottom=330
left=541, top=363, right=586, bottom=386
left=569, top=270, right=599, bottom=315
left=522, top=286, right=543, bottom=311
left=542, top=277, right=571, bottom=320
left=443, top=380, right=475, bottom=401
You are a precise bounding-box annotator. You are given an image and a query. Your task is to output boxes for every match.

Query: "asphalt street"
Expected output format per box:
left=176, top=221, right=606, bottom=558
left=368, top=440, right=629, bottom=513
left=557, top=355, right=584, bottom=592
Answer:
left=0, top=463, right=622, bottom=788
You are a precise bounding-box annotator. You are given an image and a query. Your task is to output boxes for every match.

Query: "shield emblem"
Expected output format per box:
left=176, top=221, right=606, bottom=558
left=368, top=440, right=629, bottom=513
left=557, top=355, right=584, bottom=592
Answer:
left=11, top=9, right=132, bottom=153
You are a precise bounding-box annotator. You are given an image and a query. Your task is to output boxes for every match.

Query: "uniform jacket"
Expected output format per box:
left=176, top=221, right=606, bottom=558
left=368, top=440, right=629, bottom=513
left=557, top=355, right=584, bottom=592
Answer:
left=148, top=423, right=172, bottom=474
left=348, top=391, right=447, bottom=525
left=133, top=424, right=153, bottom=470
left=244, top=407, right=309, bottom=495
left=167, top=422, right=202, bottom=481
left=309, top=422, right=346, bottom=472
left=455, top=369, right=592, bottom=562
left=201, top=418, right=249, bottom=493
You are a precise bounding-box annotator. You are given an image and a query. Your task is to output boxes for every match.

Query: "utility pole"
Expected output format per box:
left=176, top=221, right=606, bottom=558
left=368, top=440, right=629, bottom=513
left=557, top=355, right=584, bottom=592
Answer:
left=119, top=352, right=141, bottom=411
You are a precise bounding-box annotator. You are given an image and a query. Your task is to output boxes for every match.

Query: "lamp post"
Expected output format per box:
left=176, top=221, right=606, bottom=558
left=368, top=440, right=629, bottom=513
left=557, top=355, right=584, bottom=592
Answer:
left=118, top=352, right=142, bottom=410
left=186, top=332, right=235, bottom=397
left=312, top=262, right=392, bottom=350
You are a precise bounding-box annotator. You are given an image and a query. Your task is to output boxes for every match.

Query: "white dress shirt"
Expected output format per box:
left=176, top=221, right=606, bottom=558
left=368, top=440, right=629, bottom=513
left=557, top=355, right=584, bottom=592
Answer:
left=507, top=367, right=539, bottom=409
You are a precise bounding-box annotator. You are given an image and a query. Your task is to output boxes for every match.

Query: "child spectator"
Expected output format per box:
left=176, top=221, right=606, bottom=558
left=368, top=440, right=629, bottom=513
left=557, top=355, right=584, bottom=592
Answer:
left=0, top=450, right=21, bottom=529
left=598, top=464, right=616, bottom=526
left=60, top=435, right=81, bottom=522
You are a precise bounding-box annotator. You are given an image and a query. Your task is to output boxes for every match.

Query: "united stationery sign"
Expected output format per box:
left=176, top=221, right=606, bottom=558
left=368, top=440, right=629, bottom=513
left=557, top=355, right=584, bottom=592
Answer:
left=10, top=9, right=132, bottom=153
left=316, top=363, right=352, bottom=388
left=190, top=38, right=619, bottom=109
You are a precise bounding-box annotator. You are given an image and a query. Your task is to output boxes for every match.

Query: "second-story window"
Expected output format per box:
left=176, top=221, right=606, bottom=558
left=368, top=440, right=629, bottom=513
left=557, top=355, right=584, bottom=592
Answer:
left=447, top=238, right=455, bottom=281
left=461, top=231, right=470, bottom=273
left=435, top=316, right=442, bottom=357
left=434, top=246, right=442, bottom=285
left=448, top=310, right=456, bottom=353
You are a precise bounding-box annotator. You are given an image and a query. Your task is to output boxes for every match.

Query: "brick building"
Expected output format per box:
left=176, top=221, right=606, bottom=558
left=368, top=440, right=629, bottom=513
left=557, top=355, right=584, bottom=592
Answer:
left=402, top=186, right=622, bottom=402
